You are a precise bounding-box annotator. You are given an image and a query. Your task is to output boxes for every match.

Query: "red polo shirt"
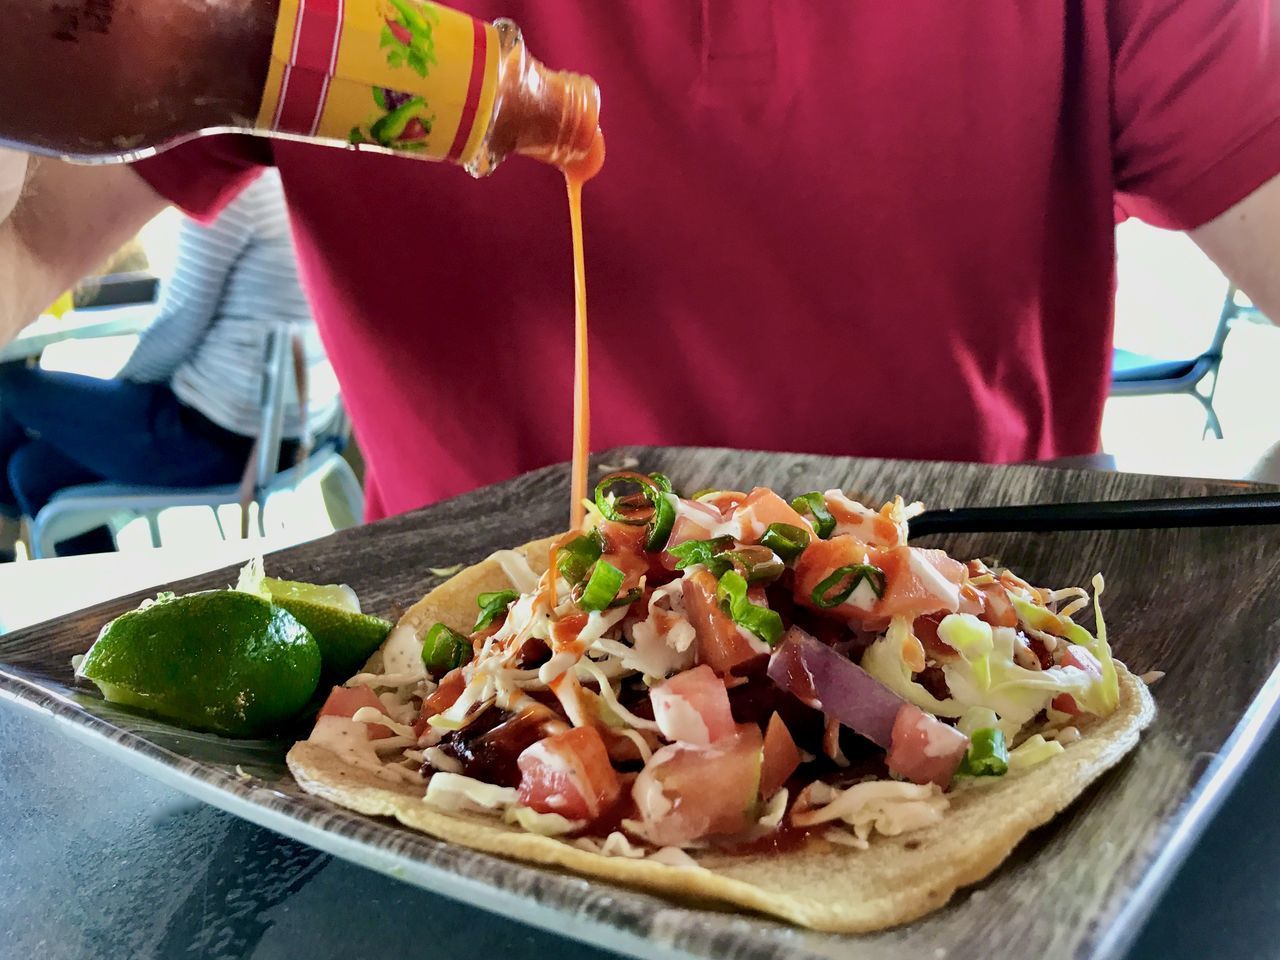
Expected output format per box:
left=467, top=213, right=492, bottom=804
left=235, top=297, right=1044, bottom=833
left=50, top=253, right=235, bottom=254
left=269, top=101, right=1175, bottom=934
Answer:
left=135, top=0, right=1280, bottom=521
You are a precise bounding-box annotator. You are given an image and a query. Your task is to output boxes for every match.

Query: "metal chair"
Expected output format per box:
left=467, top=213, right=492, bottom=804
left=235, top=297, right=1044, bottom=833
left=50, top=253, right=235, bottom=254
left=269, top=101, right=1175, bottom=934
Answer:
left=1109, top=283, right=1259, bottom=439
left=27, top=322, right=363, bottom=558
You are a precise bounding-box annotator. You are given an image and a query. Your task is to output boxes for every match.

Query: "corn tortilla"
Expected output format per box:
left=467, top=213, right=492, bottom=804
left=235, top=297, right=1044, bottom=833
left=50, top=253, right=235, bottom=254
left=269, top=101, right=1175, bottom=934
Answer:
left=287, top=537, right=1155, bottom=932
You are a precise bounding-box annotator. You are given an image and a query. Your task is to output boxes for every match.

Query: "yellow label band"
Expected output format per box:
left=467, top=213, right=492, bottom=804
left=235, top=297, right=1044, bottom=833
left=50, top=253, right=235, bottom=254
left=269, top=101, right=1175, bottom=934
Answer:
left=256, top=0, right=498, bottom=165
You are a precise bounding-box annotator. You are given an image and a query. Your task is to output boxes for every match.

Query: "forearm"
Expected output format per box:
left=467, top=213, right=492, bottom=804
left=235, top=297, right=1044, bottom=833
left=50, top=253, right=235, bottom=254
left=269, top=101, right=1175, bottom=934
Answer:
left=1190, top=171, right=1280, bottom=323
left=0, top=156, right=167, bottom=349
left=0, top=219, right=56, bottom=345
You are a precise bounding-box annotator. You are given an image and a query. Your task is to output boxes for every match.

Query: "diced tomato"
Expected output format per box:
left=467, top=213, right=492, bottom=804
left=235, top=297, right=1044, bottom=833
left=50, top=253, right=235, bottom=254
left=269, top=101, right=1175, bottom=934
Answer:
left=682, top=568, right=765, bottom=674
left=319, top=685, right=392, bottom=739
left=697, top=490, right=747, bottom=515
left=792, top=534, right=874, bottom=621
left=664, top=498, right=726, bottom=551
left=874, top=546, right=964, bottom=621
left=599, top=519, right=661, bottom=587
left=551, top=612, right=590, bottom=649
left=795, top=538, right=964, bottom=628
left=649, top=664, right=736, bottom=745
left=975, top=579, right=1018, bottom=627
left=913, top=613, right=957, bottom=662
left=886, top=704, right=969, bottom=788
left=1061, top=644, right=1103, bottom=676
left=760, top=712, right=801, bottom=800
left=415, top=668, right=466, bottom=735
left=824, top=491, right=904, bottom=547
left=631, top=723, right=763, bottom=846
left=517, top=726, right=621, bottom=822
left=1052, top=645, right=1104, bottom=716
left=733, top=488, right=814, bottom=542
left=957, top=581, right=984, bottom=616
left=1051, top=693, right=1082, bottom=716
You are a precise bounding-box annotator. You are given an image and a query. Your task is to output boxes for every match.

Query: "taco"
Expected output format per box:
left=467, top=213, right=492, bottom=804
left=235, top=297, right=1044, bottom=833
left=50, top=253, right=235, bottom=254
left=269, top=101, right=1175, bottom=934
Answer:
left=287, top=472, right=1155, bottom=932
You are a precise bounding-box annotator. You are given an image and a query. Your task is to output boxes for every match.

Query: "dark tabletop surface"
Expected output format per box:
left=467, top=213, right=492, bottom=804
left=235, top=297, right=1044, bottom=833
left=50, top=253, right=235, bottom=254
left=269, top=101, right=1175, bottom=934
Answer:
left=3, top=454, right=1280, bottom=960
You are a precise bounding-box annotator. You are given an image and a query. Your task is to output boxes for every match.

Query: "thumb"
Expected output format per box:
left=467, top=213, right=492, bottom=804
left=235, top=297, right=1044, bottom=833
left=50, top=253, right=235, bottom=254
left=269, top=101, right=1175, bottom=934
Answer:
left=0, top=148, right=30, bottom=223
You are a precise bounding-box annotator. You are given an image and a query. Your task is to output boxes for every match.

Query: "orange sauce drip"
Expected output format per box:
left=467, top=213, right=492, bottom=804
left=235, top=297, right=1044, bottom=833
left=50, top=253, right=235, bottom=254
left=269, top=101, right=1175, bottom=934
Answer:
left=563, top=132, right=606, bottom=533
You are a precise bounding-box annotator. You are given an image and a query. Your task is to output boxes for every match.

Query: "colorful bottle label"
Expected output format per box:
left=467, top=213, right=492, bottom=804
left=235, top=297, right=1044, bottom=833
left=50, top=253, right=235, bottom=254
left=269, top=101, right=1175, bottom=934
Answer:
left=257, top=0, right=499, bottom=164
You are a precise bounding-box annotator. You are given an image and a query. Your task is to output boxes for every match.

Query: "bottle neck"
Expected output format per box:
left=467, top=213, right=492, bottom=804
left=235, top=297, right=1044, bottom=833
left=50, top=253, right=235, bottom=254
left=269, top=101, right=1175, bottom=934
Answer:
left=468, top=19, right=601, bottom=177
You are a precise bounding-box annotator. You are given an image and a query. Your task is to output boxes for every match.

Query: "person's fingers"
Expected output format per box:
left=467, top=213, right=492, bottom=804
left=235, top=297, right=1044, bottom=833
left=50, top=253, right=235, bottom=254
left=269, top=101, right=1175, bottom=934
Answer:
left=0, top=148, right=31, bottom=223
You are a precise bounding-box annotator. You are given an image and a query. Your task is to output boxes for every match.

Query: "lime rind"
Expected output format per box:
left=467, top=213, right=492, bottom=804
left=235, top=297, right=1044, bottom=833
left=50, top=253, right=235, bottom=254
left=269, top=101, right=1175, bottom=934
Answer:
left=79, top=591, right=321, bottom=738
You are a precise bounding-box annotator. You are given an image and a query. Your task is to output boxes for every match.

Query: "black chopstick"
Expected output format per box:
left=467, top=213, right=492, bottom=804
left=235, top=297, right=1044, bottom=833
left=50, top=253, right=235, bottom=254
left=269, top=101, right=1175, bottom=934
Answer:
left=907, top=492, right=1280, bottom=539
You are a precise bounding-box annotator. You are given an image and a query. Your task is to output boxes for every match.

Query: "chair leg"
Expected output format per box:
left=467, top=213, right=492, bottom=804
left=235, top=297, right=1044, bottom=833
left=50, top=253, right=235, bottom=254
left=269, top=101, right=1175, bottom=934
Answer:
left=1194, top=368, right=1224, bottom=440
left=256, top=498, right=268, bottom=538
left=211, top=506, right=227, bottom=540
left=146, top=512, right=163, bottom=548
left=30, top=516, right=56, bottom=560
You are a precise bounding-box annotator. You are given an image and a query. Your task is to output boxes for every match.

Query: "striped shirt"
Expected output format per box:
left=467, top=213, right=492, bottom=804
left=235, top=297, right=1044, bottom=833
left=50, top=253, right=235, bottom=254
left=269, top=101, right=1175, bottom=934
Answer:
left=121, top=170, right=338, bottom=440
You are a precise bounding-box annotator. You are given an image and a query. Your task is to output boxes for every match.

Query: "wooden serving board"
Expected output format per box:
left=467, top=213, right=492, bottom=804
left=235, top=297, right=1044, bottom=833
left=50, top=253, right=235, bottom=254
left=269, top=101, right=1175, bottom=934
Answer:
left=2, top=446, right=1278, bottom=960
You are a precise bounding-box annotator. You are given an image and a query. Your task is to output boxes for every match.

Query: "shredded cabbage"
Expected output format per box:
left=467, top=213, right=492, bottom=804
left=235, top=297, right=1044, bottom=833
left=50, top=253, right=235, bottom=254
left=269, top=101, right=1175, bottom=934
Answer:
left=863, top=602, right=1118, bottom=743
left=1008, top=733, right=1066, bottom=771
left=942, top=623, right=1101, bottom=739
left=504, top=805, right=584, bottom=836
left=861, top=619, right=962, bottom=716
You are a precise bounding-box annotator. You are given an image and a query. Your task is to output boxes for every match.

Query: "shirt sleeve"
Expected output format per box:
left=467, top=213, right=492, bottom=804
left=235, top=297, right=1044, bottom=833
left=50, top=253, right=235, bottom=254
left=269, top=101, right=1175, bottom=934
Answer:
left=130, top=134, right=273, bottom=224
left=1111, top=0, right=1280, bottom=229
left=119, top=180, right=259, bottom=383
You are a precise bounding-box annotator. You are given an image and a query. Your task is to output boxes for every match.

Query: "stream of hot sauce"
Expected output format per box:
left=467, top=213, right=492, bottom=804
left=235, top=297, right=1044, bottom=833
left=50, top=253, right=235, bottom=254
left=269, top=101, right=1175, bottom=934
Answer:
left=564, top=133, right=606, bottom=533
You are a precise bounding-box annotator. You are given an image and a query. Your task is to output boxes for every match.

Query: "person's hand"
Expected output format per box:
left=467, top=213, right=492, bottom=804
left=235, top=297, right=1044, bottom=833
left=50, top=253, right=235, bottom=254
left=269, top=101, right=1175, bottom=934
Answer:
left=0, top=148, right=29, bottom=223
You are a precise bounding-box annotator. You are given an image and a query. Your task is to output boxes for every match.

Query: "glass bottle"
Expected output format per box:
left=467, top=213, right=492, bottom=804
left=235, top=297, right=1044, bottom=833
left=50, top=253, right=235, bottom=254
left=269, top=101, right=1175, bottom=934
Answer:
left=0, top=0, right=600, bottom=177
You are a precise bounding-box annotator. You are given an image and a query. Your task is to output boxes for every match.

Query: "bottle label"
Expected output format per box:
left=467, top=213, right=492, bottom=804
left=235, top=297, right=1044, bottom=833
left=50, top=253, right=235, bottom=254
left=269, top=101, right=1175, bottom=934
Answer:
left=257, top=0, right=499, bottom=164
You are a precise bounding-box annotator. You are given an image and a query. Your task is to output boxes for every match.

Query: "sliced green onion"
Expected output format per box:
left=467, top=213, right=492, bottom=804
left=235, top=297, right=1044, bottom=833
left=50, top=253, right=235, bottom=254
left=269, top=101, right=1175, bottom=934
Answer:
left=646, top=492, right=676, bottom=551
left=811, top=564, right=886, bottom=608
left=556, top=531, right=602, bottom=585
left=759, top=522, right=811, bottom=563
left=421, top=623, right=472, bottom=676
left=721, top=545, right=785, bottom=584
left=578, top=560, right=626, bottom=611
left=957, top=727, right=1009, bottom=777
left=609, top=586, right=643, bottom=609
left=593, top=472, right=677, bottom=550
left=715, top=570, right=784, bottom=646
left=594, top=472, right=662, bottom=524
left=790, top=492, right=836, bottom=539
left=474, top=590, right=519, bottom=631
left=667, top=536, right=735, bottom=572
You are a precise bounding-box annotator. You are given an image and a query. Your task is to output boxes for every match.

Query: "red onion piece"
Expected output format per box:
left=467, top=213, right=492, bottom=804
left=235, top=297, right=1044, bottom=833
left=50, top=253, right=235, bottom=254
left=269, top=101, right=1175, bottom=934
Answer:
left=766, top=627, right=905, bottom=750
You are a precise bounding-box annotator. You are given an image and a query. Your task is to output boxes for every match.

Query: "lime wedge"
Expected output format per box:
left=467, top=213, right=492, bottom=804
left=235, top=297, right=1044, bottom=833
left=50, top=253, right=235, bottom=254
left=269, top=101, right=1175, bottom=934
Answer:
left=78, top=591, right=321, bottom=737
left=269, top=597, right=391, bottom=678
left=260, top=576, right=361, bottom=614
left=234, top=560, right=392, bottom=678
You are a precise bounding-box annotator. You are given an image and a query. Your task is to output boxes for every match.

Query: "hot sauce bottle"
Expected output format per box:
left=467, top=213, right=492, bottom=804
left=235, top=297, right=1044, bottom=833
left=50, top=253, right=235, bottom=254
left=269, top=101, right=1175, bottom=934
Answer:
left=0, top=0, right=600, bottom=176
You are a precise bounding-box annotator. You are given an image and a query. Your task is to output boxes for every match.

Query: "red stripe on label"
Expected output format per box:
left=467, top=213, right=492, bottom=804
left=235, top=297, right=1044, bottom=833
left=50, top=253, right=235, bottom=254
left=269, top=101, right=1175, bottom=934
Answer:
left=272, top=0, right=344, bottom=136
left=446, top=19, right=488, bottom=162
left=275, top=67, right=330, bottom=135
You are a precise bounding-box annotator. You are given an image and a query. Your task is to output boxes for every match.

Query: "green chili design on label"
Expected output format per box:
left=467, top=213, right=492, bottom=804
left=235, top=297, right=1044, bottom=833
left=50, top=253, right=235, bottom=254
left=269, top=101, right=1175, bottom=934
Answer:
left=349, top=88, right=435, bottom=152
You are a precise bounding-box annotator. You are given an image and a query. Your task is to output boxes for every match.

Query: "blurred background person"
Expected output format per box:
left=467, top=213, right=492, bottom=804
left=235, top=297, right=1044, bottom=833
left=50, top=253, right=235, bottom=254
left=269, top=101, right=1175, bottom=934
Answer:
left=0, top=169, right=336, bottom=559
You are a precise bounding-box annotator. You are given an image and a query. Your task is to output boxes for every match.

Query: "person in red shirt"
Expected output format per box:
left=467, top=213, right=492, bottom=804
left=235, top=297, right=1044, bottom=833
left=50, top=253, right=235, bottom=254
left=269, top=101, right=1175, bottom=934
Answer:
left=2, top=0, right=1280, bottom=522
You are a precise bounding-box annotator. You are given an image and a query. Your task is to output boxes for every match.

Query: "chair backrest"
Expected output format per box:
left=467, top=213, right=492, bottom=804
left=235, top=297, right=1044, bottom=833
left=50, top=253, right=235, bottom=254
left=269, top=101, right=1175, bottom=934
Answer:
left=250, top=321, right=294, bottom=495
left=248, top=322, right=351, bottom=488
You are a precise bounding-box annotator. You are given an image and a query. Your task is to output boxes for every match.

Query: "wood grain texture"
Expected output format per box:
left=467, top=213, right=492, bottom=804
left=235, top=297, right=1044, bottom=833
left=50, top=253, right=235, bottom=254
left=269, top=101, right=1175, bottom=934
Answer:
left=3, top=446, right=1279, bottom=960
